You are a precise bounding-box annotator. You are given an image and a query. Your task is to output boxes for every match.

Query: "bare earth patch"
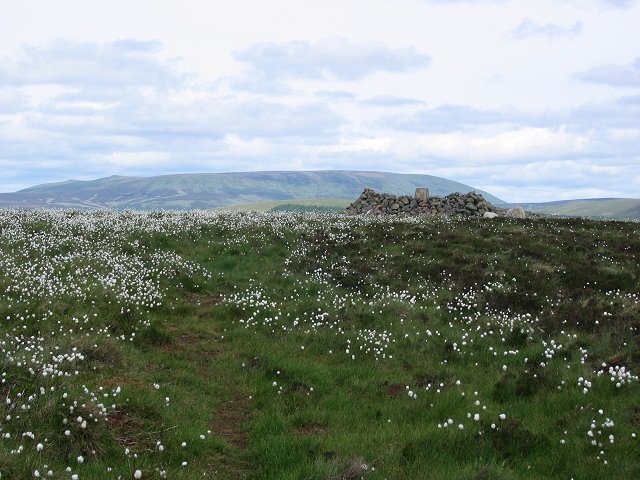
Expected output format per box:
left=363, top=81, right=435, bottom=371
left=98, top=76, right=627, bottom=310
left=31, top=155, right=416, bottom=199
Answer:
left=211, top=396, right=252, bottom=450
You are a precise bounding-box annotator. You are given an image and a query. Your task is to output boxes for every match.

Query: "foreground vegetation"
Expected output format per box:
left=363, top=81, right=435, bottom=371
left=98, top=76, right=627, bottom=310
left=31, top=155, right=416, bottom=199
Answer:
left=0, top=210, right=638, bottom=479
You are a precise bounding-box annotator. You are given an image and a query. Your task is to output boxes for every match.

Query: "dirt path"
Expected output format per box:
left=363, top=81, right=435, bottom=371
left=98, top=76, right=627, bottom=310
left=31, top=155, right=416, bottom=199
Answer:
left=159, top=292, right=253, bottom=479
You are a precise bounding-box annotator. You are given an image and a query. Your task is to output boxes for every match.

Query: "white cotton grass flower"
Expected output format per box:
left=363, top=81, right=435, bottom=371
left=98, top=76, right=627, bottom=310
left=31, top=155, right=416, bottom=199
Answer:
left=134, top=470, right=142, bottom=479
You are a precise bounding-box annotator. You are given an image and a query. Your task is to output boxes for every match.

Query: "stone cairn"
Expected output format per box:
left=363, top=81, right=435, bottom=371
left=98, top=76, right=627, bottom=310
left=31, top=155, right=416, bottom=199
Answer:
left=346, top=187, right=503, bottom=217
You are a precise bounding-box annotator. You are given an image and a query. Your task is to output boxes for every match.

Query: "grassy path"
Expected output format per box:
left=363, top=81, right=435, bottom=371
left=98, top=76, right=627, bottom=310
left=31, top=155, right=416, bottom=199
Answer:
left=145, top=292, right=254, bottom=479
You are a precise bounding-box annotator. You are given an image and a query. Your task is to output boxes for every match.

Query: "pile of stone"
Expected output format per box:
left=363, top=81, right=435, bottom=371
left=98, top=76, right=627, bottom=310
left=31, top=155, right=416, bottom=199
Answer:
left=346, top=188, right=525, bottom=218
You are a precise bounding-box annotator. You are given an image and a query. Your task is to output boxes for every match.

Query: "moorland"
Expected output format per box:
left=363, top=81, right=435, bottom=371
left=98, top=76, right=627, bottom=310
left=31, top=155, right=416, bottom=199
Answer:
left=0, top=209, right=638, bottom=479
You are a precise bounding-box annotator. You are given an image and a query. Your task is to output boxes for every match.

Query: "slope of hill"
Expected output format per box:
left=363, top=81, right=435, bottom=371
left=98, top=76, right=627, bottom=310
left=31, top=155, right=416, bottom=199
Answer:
left=0, top=171, right=505, bottom=210
left=219, top=198, right=351, bottom=212
left=514, top=198, right=640, bottom=220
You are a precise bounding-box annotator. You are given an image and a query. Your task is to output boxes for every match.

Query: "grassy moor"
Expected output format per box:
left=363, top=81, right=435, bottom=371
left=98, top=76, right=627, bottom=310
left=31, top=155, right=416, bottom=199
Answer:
left=0, top=209, right=639, bottom=479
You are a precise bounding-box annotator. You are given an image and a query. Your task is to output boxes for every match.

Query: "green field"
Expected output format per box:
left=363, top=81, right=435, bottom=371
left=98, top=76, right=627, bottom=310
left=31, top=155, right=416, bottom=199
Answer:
left=517, top=198, right=640, bottom=220
left=1, top=210, right=639, bottom=479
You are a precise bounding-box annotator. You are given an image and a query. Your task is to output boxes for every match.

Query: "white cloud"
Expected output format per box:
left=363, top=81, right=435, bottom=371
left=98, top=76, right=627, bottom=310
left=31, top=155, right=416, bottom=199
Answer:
left=101, top=151, right=172, bottom=167
left=389, top=127, right=589, bottom=161
left=425, top=159, right=638, bottom=201
left=223, top=134, right=272, bottom=157
left=0, top=39, right=184, bottom=88
left=607, top=128, right=640, bottom=140
left=319, top=137, right=393, bottom=154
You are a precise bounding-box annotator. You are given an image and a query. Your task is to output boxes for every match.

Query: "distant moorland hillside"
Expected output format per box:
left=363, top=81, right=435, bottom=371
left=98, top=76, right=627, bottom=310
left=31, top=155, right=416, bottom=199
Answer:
left=513, top=198, right=640, bottom=221
left=2, top=171, right=638, bottom=220
left=0, top=171, right=505, bottom=210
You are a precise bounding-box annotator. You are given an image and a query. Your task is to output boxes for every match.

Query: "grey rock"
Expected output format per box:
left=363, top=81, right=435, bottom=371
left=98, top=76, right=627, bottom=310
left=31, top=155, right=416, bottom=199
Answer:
left=346, top=188, right=497, bottom=217
left=415, top=188, right=429, bottom=201
left=506, top=207, right=526, bottom=219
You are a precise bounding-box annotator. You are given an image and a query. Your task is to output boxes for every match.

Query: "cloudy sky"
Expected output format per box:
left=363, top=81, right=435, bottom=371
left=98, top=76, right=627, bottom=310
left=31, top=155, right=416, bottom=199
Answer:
left=1, top=0, right=639, bottom=201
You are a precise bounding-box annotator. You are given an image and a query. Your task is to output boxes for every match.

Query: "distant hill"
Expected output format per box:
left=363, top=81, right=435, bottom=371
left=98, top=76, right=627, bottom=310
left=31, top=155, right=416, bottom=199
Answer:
left=0, top=171, right=505, bottom=210
left=512, top=198, right=640, bottom=221
left=219, top=198, right=352, bottom=212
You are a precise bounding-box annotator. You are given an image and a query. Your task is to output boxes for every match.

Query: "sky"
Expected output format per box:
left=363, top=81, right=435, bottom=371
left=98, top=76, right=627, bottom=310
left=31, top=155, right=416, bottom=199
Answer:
left=0, top=0, right=639, bottom=201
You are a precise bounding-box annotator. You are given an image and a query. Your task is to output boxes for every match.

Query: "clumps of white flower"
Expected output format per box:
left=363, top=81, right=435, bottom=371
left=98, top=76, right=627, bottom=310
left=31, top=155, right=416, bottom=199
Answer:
left=578, top=376, right=593, bottom=394
left=597, top=364, right=638, bottom=387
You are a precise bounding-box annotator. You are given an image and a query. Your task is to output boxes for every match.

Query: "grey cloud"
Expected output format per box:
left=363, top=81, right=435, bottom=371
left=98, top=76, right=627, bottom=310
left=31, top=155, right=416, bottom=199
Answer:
left=109, top=97, right=343, bottom=140
left=362, top=95, right=425, bottom=107
left=577, top=58, right=640, bottom=87
left=566, top=95, right=640, bottom=131
left=510, top=18, right=583, bottom=39
left=232, top=38, right=430, bottom=81
left=379, top=95, right=640, bottom=133
left=379, top=104, right=512, bottom=132
left=3, top=89, right=344, bottom=165
left=0, top=88, right=30, bottom=112
left=596, top=0, right=635, bottom=7
left=216, top=73, right=293, bottom=96
left=0, top=95, right=346, bottom=191
left=435, top=158, right=640, bottom=201
left=315, top=90, right=357, bottom=101
left=111, top=39, right=163, bottom=53
left=618, top=94, right=640, bottom=104
left=0, top=39, right=184, bottom=88
left=421, top=0, right=508, bottom=3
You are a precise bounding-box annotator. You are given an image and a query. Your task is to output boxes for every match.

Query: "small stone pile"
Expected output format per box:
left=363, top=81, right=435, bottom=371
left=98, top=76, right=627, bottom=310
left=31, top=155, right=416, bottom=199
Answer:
left=346, top=188, right=496, bottom=217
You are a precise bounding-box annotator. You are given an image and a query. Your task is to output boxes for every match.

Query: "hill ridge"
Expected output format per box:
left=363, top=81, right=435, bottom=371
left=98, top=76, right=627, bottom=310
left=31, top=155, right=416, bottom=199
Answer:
left=3, top=170, right=505, bottom=210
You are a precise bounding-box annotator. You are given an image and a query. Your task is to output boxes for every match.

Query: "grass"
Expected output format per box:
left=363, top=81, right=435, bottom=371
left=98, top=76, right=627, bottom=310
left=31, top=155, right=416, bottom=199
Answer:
left=519, top=198, right=640, bottom=220
left=0, top=210, right=639, bottom=479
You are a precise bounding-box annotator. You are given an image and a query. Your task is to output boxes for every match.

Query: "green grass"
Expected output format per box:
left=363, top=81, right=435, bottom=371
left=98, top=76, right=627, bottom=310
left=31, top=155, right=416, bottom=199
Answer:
left=0, top=210, right=639, bottom=479
left=518, top=198, right=640, bottom=220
